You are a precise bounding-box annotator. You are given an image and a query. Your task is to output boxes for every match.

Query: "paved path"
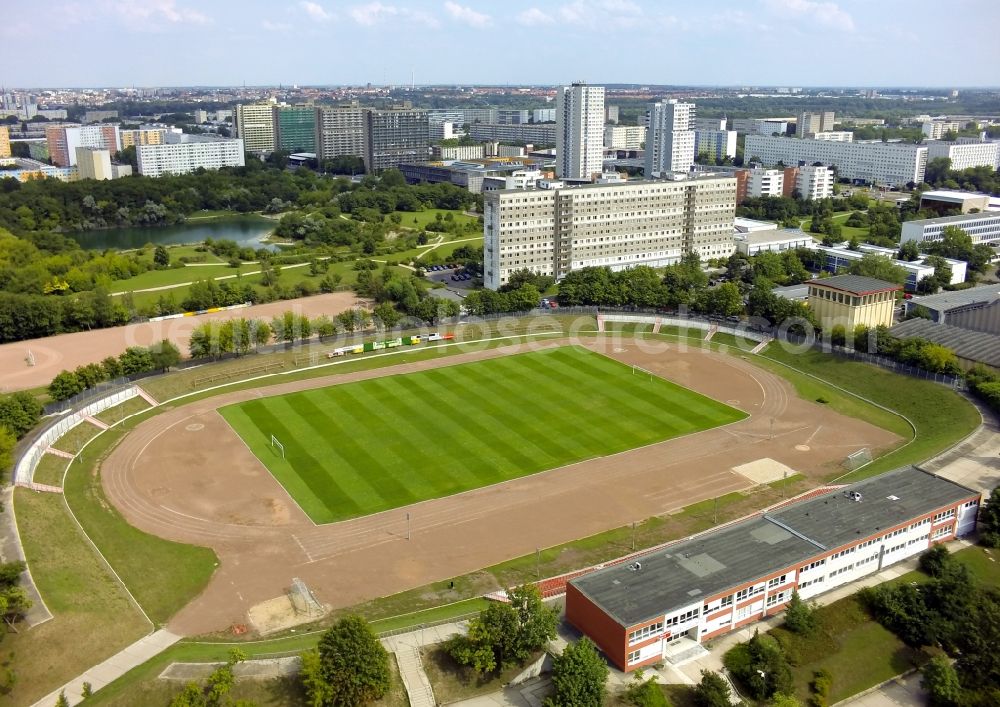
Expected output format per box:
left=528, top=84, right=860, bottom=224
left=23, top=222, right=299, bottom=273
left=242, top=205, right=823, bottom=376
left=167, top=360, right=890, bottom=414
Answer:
left=382, top=622, right=469, bottom=707
left=32, top=629, right=182, bottom=707
left=837, top=671, right=924, bottom=706
left=922, top=398, right=1000, bottom=492
left=0, top=487, right=52, bottom=627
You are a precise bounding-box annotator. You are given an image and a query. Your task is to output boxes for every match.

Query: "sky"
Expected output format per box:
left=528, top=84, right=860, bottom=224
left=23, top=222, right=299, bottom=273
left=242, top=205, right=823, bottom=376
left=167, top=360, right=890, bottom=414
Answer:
left=6, top=0, right=1000, bottom=88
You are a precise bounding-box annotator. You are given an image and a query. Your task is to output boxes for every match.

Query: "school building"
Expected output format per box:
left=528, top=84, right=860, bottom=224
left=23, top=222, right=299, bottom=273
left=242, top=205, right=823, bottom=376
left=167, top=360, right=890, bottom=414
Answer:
left=566, top=467, right=979, bottom=672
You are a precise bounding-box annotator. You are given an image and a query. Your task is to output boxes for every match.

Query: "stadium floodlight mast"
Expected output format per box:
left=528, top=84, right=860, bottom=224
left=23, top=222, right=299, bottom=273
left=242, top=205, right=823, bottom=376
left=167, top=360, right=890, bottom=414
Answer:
left=271, top=434, right=285, bottom=459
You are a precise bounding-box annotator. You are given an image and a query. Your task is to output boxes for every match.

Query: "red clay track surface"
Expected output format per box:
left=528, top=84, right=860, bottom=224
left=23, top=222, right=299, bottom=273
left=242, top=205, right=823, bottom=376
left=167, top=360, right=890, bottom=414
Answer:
left=100, top=337, right=900, bottom=636
left=0, top=292, right=364, bottom=392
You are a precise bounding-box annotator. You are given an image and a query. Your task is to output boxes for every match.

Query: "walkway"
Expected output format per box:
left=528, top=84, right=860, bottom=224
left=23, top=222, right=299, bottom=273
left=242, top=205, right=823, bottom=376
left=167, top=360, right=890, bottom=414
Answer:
left=922, top=399, right=1000, bottom=492
left=381, top=622, right=469, bottom=707
left=0, top=486, right=52, bottom=627
left=32, top=629, right=182, bottom=707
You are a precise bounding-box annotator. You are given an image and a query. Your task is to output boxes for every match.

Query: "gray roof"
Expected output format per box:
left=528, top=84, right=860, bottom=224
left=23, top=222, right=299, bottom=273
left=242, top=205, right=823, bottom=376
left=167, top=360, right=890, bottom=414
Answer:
left=768, top=468, right=975, bottom=552
left=773, top=284, right=809, bottom=301
left=907, top=284, right=1000, bottom=314
left=811, top=274, right=902, bottom=295
left=905, top=211, right=1000, bottom=226
left=891, top=318, right=1000, bottom=368
left=571, top=517, right=820, bottom=627
left=570, top=468, right=977, bottom=627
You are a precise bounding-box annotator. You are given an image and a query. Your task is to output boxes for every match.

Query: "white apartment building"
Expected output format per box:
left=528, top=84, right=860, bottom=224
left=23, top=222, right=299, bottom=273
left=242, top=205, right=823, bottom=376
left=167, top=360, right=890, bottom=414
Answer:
left=747, top=167, right=784, bottom=198
left=645, top=100, right=696, bottom=176
left=234, top=102, right=276, bottom=154
left=604, top=125, right=646, bottom=150
left=926, top=140, right=1000, bottom=171
left=483, top=174, right=737, bottom=290
left=119, top=128, right=167, bottom=148
left=137, top=134, right=245, bottom=177
left=744, top=135, right=928, bottom=187
left=695, top=117, right=727, bottom=131
left=75, top=147, right=113, bottom=180
left=533, top=108, right=556, bottom=123
left=556, top=83, right=605, bottom=180
left=731, top=118, right=789, bottom=136
left=695, top=130, right=737, bottom=161
left=922, top=120, right=961, bottom=140
left=900, top=211, right=1000, bottom=246
left=429, top=121, right=456, bottom=142
left=795, top=164, right=835, bottom=200
left=433, top=144, right=486, bottom=160
left=813, top=131, right=854, bottom=142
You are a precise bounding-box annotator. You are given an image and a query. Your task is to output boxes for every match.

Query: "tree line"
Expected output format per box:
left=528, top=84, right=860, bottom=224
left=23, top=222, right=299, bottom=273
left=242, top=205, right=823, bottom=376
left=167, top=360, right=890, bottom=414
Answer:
left=47, top=341, right=181, bottom=402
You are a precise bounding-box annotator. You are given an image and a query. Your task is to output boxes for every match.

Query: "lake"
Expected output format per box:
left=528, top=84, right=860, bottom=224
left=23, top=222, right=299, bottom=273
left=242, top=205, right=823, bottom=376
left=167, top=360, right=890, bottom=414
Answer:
left=66, top=216, right=280, bottom=252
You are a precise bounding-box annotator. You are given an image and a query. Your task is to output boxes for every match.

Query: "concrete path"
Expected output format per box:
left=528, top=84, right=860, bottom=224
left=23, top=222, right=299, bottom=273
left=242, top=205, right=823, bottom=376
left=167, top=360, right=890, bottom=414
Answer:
left=381, top=622, right=468, bottom=707
left=836, top=671, right=925, bottom=706
left=32, top=629, right=182, bottom=707
left=922, top=400, right=1000, bottom=492
left=0, top=487, right=52, bottom=627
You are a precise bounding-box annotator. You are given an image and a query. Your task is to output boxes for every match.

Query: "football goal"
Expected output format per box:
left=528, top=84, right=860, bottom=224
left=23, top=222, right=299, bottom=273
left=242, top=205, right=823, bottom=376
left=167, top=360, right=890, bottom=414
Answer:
left=271, top=434, right=285, bottom=460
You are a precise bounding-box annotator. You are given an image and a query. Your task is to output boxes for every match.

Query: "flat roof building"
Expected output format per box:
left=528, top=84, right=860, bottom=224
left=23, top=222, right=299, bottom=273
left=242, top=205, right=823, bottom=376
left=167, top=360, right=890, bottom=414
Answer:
left=234, top=102, right=276, bottom=154
left=926, top=140, right=1000, bottom=172
left=903, top=284, right=1000, bottom=335
left=744, top=135, right=927, bottom=187
left=567, top=467, right=978, bottom=671
left=918, top=190, right=993, bottom=215
left=315, top=106, right=366, bottom=162
left=274, top=105, right=317, bottom=154
left=0, top=126, right=9, bottom=158
left=137, top=134, right=245, bottom=177
left=695, top=129, right=737, bottom=162
left=796, top=111, right=835, bottom=138
left=75, top=146, right=113, bottom=180
left=557, top=83, right=605, bottom=180
left=734, top=227, right=813, bottom=256
left=900, top=211, right=1000, bottom=247
left=891, top=318, right=1000, bottom=369
left=364, top=108, right=429, bottom=173
left=807, top=274, right=901, bottom=329
left=483, top=174, right=737, bottom=290
left=645, top=100, right=696, bottom=177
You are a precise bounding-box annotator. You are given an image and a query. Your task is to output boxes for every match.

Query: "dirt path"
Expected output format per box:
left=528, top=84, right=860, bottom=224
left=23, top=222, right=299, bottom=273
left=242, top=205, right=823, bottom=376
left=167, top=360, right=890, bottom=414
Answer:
left=98, top=336, right=900, bottom=636
left=0, top=292, right=364, bottom=392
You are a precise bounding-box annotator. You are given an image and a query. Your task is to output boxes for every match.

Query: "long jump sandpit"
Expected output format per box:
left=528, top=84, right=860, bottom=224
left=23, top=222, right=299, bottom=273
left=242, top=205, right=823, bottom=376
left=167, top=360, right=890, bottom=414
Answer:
left=100, top=336, right=900, bottom=636
left=0, top=291, right=365, bottom=393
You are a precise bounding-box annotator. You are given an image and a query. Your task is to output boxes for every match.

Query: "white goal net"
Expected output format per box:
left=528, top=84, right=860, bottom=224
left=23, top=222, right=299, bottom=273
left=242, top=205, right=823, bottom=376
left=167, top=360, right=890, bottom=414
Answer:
left=844, top=448, right=872, bottom=470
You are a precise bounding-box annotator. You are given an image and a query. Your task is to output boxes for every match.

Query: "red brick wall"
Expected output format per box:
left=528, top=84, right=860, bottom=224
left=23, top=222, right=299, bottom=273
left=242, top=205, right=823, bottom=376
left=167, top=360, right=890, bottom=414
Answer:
left=566, top=584, right=628, bottom=670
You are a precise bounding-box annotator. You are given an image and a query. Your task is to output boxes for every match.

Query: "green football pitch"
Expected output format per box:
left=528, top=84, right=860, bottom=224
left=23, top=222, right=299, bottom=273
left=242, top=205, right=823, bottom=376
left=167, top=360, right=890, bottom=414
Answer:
left=219, top=346, right=746, bottom=524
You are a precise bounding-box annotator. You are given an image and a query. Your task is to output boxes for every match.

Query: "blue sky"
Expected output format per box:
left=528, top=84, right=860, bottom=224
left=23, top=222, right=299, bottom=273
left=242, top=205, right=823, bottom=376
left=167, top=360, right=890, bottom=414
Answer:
left=6, top=0, right=1000, bottom=88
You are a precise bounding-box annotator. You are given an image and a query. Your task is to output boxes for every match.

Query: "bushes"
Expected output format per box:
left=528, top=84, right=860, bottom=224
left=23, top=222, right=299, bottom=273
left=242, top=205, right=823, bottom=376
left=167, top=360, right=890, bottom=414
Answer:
left=723, top=631, right=794, bottom=700
left=46, top=342, right=170, bottom=401
left=783, top=590, right=817, bottom=635
left=809, top=669, right=832, bottom=707
left=692, top=670, right=731, bottom=707
left=0, top=392, right=43, bottom=438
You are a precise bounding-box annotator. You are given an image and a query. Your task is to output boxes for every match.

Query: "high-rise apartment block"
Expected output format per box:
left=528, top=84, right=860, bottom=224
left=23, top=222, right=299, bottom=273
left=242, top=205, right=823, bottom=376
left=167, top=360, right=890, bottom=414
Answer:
left=645, top=100, right=696, bottom=177
left=926, top=140, right=1000, bottom=171
left=119, top=128, right=167, bottom=148
left=234, top=102, right=276, bottom=154
left=364, top=108, right=429, bottom=172
left=556, top=83, right=605, bottom=180
left=75, top=147, right=113, bottom=180
left=274, top=105, right=317, bottom=153
left=137, top=135, right=245, bottom=177
left=797, top=111, right=835, bottom=138
left=794, top=164, right=835, bottom=200
left=921, top=120, right=961, bottom=140
left=45, top=124, right=120, bottom=167
left=0, top=126, right=9, bottom=158
left=483, top=175, right=737, bottom=290
left=315, top=106, right=367, bottom=161
left=604, top=125, right=646, bottom=150
left=605, top=105, right=620, bottom=124
left=695, top=130, right=737, bottom=162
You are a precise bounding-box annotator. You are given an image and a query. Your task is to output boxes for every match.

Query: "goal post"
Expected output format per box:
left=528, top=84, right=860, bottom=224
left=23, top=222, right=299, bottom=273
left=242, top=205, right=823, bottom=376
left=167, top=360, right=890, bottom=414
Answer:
left=844, top=447, right=872, bottom=470
left=271, top=434, right=285, bottom=459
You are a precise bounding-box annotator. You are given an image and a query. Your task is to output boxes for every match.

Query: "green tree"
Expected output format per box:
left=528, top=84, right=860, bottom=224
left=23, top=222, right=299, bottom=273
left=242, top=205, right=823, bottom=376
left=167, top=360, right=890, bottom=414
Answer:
left=148, top=339, right=181, bottom=371
left=897, top=240, right=920, bottom=262
left=921, top=655, right=962, bottom=707
left=373, top=301, right=402, bottom=330
left=770, top=694, right=800, bottom=707
left=0, top=427, right=15, bottom=482
left=153, top=245, right=171, bottom=269
left=301, top=615, right=390, bottom=707
left=623, top=672, right=669, bottom=707
left=48, top=370, right=84, bottom=401
left=545, top=637, right=608, bottom=707
left=0, top=392, right=43, bottom=438
left=978, top=485, right=1000, bottom=548
left=55, top=691, right=68, bottom=707
left=168, top=649, right=245, bottom=707
left=693, top=670, right=731, bottom=707
left=783, top=590, right=816, bottom=635
left=847, top=253, right=907, bottom=285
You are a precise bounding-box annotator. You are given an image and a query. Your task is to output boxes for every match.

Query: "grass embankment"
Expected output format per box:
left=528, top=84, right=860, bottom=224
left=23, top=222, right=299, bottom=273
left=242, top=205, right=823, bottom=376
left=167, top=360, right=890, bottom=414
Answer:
left=63, top=428, right=218, bottom=624
left=760, top=345, right=980, bottom=479
left=6, top=489, right=150, bottom=706
left=49, top=420, right=103, bottom=455
left=32, top=453, right=69, bottom=486
left=220, top=345, right=745, bottom=523
left=94, top=396, right=151, bottom=425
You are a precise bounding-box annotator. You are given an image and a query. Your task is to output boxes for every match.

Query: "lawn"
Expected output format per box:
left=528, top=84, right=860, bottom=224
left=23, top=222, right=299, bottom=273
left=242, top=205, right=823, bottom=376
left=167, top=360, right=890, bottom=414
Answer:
left=110, top=262, right=238, bottom=293
left=49, top=419, right=103, bottom=455
left=219, top=345, right=745, bottom=523
left=7, top=489, right=150, bottom=706
left=94, top=395, right=151, bottom=425
left=393, top=208, right=479, bottom=231
left=63, top=428, right=219, bottom=624
left=760, top=344, right=980, bottom=479
left=800, top=210, right=870, bottom=241
left=33, top=452, right=69, bottom=486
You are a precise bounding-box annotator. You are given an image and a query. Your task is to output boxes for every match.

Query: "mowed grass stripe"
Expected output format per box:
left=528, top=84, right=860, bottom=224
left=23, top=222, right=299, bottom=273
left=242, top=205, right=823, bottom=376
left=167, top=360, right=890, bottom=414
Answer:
left=319, top=383, right=475, bottom=498
left=231, top=401, right=363, bottom=518
left=220, top=347, right=745, bottom=523
left=283, top=394, right=418, bottom=514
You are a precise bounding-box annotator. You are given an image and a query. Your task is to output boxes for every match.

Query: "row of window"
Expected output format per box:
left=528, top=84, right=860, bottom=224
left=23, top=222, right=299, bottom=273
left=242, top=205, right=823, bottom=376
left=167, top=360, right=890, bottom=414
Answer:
left=736, top=584, right=765, bottom=602
left=933, top=509, right=956, bottom=523
left=932, top=526, right=953, bottom=540
left=666, top=608, right=699, bottom=627
left=628, top=621, right=664, bottom=644
left=800, top=559, right=826, bottom=573
left=767, top=574, right=788, bottom=589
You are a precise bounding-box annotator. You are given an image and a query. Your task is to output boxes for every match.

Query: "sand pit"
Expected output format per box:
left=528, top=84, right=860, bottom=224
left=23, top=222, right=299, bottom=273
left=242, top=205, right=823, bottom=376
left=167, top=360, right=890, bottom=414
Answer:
left=733, top=458, right=799, bottom=485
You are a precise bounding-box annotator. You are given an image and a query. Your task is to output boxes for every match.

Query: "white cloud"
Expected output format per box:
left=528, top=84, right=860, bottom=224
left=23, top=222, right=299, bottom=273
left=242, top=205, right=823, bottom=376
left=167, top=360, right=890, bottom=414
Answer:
left=444, top=1, right=491, bottom=27
left=349, top=2, right=439, bottom=28
left=515, top=7, right=554, bottom=25
left=261, top=19, right=292, bottom=31
left=112, top=0, right=209, bottom=25
left=300, top=1, right=334, bottom=22
left=765, top=0, right=855, bottom=31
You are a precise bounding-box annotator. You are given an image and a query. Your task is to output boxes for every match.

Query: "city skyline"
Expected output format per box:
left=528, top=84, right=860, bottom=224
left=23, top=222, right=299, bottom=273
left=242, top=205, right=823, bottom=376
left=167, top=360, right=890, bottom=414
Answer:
left=5, top=0, right=1000, bottom=88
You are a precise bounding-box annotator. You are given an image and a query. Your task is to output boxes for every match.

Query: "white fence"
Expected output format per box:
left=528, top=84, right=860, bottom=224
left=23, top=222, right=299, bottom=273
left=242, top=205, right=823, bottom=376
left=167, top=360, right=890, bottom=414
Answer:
left=13, top=386, right=139, bottom=486
left=600, top=312, right=770, bottom=343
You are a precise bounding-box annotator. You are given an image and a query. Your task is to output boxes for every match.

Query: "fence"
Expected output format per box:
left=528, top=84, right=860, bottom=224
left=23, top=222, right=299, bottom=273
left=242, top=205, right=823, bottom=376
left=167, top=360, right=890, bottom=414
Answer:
left=14, top=386, right=140, bottom=486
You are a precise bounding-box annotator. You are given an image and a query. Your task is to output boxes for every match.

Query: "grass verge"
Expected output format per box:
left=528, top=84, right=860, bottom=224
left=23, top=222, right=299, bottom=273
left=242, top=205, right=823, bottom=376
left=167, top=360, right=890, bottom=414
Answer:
left=33, top=452, right=70, bottom=487
left=422, top=646, right=545, bottom=704
left=94, top=396, right=152, bottom=425
left=64, top=427, right=218, bottom=624
left=7, top=489, right=150, bottom=706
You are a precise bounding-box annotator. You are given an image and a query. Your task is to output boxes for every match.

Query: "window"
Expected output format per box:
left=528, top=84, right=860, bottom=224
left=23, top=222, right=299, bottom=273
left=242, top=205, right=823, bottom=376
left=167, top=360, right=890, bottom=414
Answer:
left=627, top=650, right=641, bottom=664
left=720, top=595, right=733, bottom=608
left=767, top=575, right=787, bottom=589
left=800, top=559, right=826, bottom=573
left=933, top=509, right=956, bottom=523
left=628, top=621, right=664, bottom=644
left=666, top=609, right=699, bottom=627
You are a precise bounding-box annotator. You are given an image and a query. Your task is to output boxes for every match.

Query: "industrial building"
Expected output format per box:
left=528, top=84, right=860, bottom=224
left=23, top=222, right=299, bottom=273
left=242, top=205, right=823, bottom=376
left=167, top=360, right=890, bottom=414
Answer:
left=483, top=173, right=737, bottom=290
left=902, top=284, right=1000, bottom=335
left=567, top=467, right=978, bottom=672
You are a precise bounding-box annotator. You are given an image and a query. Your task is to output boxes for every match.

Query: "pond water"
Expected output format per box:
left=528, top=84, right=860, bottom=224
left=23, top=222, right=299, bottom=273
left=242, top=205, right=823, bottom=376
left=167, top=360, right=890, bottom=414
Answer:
left=66, top=216, right=279, bottom=251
